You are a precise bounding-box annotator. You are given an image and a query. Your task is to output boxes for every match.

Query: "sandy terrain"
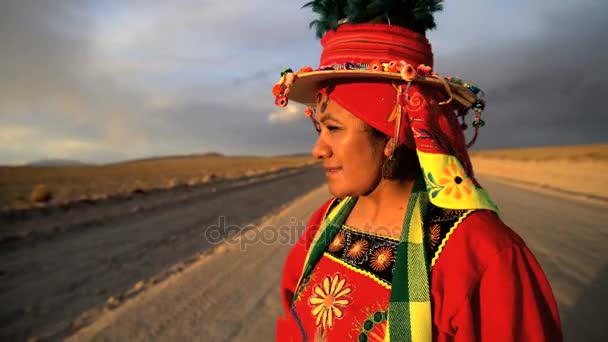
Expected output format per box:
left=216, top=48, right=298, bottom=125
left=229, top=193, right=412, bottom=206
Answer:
left=469, top=144, right=607, bottom=204
left=0, top=164, right=320, bottom=244
left=469, top=143, right=606, bottom=161
left=471, top=158, right=607, bottom=202
left=0, top=155, right=316, bottom=211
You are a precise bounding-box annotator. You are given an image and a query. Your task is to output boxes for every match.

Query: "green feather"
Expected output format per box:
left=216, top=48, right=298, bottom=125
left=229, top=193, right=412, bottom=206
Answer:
left=303, top=0, right=348, bottom=39
left=304, top=0, right=443, bottom=38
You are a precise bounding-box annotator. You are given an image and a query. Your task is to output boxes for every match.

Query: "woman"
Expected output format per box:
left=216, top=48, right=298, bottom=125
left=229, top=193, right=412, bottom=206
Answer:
left=274, top=1, right=562, bottom=341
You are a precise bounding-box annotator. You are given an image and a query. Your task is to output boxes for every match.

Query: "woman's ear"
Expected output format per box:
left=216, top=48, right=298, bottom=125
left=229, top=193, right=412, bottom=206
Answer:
left=383, top=137, right=395, bottom=158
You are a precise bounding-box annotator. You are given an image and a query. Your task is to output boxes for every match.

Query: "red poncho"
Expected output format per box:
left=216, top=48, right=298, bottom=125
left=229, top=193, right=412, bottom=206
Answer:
left=277, top=199, right=563, bottom=341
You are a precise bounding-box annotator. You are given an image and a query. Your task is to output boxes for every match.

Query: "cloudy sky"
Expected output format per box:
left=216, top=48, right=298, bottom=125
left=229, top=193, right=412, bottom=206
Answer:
left=0, top=0, right=606, bottom=165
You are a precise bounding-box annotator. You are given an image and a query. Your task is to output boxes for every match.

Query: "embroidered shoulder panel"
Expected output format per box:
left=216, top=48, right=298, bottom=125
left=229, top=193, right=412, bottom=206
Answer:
left=425, top=204, right=473, bottom=267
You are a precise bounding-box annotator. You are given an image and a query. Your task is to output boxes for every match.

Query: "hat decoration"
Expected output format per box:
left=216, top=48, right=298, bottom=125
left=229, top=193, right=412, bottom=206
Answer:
left=273, top=62, right=487, bottom=148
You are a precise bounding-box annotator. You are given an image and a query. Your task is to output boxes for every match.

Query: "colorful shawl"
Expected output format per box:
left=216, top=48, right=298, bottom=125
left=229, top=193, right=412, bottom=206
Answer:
left=293, top=177, right=432, bottom=341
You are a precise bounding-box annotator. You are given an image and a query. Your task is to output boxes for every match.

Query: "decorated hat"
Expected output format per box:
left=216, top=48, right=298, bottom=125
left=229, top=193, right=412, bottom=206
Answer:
left=273, top=1, right=498, bottom=212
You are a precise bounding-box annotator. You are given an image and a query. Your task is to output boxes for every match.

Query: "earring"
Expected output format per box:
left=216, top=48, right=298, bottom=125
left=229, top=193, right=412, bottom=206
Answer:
left=382, top=156, right=397, bottom=179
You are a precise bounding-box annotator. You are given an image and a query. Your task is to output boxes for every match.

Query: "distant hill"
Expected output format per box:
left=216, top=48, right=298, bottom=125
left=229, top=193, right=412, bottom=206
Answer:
left=27, top=159, right=89, bottom=167
left=115, top=152, right=226, bottom=165
left=26, top=152, right=312, bottom=167
left=200, top=152, right=225, bottom=158
left=276, top=152, right=313, bottom=158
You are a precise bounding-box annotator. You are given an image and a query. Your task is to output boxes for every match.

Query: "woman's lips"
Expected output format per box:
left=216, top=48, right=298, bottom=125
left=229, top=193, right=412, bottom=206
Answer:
left=324, top=167, right=342, bottom=177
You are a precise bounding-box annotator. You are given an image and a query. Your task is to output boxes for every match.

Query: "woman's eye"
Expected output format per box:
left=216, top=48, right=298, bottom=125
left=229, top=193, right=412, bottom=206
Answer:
left=313, top=123, right=321, bottom=134
left=311, top=122, right=340, bottom=135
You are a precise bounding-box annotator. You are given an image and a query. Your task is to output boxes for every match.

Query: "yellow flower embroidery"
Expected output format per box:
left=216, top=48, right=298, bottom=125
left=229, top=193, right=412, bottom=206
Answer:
left=438, top=162, right=473, bottom=199
left=328, top=231, right=345, bottom=252
left=309, top=274, right=352, bottom=329
left=346, top=239, right=369, bottom=261
left=370, top=247, right=395, bottom=272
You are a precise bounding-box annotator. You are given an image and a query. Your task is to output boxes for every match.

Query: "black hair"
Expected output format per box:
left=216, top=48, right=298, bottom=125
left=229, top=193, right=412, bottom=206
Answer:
left=365, top=124, right=421, bottom=180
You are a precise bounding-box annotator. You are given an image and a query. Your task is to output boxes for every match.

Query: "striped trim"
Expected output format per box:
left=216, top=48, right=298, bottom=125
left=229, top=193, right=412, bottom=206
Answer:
left=323, top=252, right=392, bottom=290
left=388, top=178, right=431, bottom=342
left=430, top=209, right=474, bottom=267
left=321, top=198, right=339, bottom=221
left=294, top=197, right=355, bottom=302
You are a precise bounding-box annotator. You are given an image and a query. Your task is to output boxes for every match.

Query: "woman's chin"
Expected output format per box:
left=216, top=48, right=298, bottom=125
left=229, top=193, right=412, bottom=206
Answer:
left=327, top=182, right=344, bottom=198
left=327, top=182, right=355, bottom=198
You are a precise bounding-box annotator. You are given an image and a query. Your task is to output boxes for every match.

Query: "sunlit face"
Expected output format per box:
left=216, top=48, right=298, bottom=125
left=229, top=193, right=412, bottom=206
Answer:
left=312, top=92, right=388, bottom=197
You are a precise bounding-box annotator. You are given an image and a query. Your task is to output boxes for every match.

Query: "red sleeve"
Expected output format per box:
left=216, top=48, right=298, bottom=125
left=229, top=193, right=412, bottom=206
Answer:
left=454, top=244, right=563, bottom=342
left=276, top=198, right=334, bottom=341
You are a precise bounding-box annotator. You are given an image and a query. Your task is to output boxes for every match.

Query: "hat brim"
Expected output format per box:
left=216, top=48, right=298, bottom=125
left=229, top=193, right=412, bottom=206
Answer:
left=287, top=70, right=477, bottom=108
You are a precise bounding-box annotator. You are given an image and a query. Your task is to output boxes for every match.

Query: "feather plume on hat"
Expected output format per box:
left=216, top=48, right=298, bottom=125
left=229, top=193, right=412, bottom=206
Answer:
left=304, top=0, right=444, bottom=38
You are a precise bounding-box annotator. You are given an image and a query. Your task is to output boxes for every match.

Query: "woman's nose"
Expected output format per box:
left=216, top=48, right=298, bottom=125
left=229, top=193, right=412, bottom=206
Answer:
left=312, top=135, right=332, bottom=159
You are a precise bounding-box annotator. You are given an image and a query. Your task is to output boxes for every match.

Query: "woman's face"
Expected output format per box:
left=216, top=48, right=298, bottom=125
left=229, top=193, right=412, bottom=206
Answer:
left=312, top=92, right=387, bottom=197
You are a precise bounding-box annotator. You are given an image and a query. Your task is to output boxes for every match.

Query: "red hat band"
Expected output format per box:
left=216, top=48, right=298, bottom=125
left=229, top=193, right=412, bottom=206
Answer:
left=320, top=23, right=433, bottom=67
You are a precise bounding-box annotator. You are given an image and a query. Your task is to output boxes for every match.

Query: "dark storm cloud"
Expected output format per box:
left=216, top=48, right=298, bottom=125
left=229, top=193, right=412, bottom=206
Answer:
left=435, top=1, right=608, bottom=149
left=136, top=97, right=317, bottom=157
left=0, top=0, right=93, bottom=113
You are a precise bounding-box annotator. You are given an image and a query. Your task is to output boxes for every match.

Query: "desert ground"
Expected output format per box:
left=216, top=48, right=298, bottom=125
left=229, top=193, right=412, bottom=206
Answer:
left=470, top=143, right=607, bottom=203
left=1, top=145, right=606, bottom=341
left=0, top=154, right=317, bottom=211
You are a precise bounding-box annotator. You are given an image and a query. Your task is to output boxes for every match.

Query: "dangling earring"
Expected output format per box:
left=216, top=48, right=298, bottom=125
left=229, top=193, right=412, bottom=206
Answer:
left=382, top=155, right=397, bottom=179
left=382, top=138, right=398, bottom=179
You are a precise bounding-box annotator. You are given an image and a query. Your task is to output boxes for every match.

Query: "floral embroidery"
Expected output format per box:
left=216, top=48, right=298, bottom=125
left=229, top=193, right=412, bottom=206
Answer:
left=428, top=223, right=441, bottom=249
left=309, top=274, right=352, bottom=329
left=369, top=247, right=395, bottom=272
left=423, top=161, right=474, bottom=199
left=438, top=162, right=474, bottom=199
left=314, top=326, right=327, bottom=342
left=327, top=226, right=398, bottom=286
left=346, top=239, right=369, bottom=261
left=328, top=231, right=346, bottom=252
left=424, top=204, right=473, bottom=266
